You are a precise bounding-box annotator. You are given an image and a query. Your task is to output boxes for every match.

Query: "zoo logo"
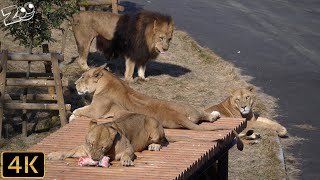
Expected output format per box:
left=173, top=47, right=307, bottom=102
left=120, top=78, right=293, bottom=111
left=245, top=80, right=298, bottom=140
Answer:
left=1, top=2, right=35, bottom=26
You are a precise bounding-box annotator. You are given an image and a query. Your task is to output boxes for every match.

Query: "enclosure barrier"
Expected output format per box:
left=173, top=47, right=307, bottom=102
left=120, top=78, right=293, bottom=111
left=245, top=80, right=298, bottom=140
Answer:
left=0, top=50, right=70, bottom=138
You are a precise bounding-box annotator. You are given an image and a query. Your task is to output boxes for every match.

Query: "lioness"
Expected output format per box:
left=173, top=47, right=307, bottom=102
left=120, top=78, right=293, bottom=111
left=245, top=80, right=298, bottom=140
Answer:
left=73, top=11, right=174, bottom=81
left=48, top=112, right=166, bottom=166
left=205, top=86, right=287, bottom=137
left=72, top=65, right=221, bottom=129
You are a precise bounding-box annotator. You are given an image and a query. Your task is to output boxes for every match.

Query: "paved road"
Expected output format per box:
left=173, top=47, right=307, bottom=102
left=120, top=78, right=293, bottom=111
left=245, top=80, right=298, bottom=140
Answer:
left=127, top=0, right=320, bottom=178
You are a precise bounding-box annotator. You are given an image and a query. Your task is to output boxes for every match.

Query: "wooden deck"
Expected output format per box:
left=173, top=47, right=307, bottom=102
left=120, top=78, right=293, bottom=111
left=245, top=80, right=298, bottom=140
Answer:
left=29, top=117, right=246, bottom=179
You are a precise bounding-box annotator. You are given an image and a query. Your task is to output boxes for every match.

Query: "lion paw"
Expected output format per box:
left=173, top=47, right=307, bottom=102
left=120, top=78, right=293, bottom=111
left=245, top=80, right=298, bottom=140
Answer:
left=138, top=77, right=150, bottom=81
left=77, top=58, right=90, bottom=71
left=210, top=111, right=220, bottom=122
left=121, top=158, right=134, bottom=166
left=148, top=143, right=161, bottom=151
left=124, top=76, right=134, bottom=82
left=69, top=114, right=78, bottom=122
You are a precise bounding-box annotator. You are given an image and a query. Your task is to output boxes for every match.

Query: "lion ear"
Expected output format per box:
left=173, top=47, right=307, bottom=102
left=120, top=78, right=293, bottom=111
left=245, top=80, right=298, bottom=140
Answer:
left=100, top=64, right=107, bottom=70
left=92, top=68, right=104, bottom=81
left=230, top=89, right=237, bottom=96
left=107, top=127, right=118, bottom=143
left=246, top=85, right=256, bottom=93
left=89, top=119, right=98, bottom=129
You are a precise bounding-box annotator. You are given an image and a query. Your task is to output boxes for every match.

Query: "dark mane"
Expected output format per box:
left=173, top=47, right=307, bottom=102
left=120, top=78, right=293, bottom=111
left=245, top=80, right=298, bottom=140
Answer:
left=96, top=11, right=172, bottom=66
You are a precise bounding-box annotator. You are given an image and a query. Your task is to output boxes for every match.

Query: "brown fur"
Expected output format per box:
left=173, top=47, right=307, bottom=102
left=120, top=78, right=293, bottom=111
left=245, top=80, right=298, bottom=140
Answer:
left=72, top=11, right=174, bottom=81
left=70, top=65, right=244, bottom=150
left=205, top=86, right=287, bottom=137
left=47, top=112, right=166, bottom=166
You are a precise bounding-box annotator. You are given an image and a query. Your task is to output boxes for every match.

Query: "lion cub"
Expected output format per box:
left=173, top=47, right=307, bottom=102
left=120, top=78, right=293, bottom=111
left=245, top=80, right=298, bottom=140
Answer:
left=47, top=112, right=165, bottom=166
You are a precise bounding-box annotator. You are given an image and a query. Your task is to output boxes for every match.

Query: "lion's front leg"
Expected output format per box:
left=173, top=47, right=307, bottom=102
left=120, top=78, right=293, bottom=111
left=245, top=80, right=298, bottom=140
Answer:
left=69, top=105, right=97, bottom=122
left=138, top=64, right=149, bottom=81
left=124, top=57, right=135, bottom=82
left=47, top=144, right=89, bottom=160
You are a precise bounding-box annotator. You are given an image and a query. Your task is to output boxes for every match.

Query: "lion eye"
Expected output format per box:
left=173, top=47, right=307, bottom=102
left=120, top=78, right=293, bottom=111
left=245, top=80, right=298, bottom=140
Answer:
left=90, top=144, right=93, bottom=148
left=159, top=36, right=164, bottom=40
left=236, top=99, right=240, bottom=102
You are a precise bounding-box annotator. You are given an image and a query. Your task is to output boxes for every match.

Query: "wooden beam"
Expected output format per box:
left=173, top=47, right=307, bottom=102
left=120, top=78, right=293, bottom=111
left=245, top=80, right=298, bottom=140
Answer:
left=52, top=53, right=68, bottom=126
left=5, top=103, right=71, bottom=111
left=6, top=78, right=68, bottom=87
left=0, top=50, right=8, bottom=139
left=79, top=0, right=112, bottom=6
left=5, top=94, right=57, bottom=101
left=0, top=52, right=63, bottom=62
left=6, top=72, right=55, bottom=78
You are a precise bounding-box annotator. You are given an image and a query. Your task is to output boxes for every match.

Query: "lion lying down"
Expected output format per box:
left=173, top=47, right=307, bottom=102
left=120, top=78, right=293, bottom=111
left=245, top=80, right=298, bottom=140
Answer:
left=69, top=65, right=243, bottom=150
left=205, top=86, right=287, bottom=139
left=48, top=112, right=166, bottom=166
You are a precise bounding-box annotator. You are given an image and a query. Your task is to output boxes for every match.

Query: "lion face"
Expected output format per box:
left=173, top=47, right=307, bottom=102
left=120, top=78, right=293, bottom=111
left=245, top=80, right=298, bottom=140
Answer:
left=75, top=65, right=106, bottom=95
left=85, top=120, right=117, bottom=161
left=230, top=86, right=256, bottom=115
left=153, top=20, right=174, bottom=54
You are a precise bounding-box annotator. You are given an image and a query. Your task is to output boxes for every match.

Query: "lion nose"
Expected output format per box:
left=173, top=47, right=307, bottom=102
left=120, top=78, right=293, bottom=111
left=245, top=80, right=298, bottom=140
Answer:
left=241, top=105, right=247, bottom=109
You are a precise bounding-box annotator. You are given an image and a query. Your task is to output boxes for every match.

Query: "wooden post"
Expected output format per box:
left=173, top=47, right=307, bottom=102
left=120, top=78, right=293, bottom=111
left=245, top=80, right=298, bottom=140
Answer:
left=217, top=151, right=228, bottom=180
left=21, top=60, right=31, bottom=137
left=42, top=44, right=55, bottom=95
left=0, top=50, right=8, bottom=139
left=51, top=53, right=67, bottom=126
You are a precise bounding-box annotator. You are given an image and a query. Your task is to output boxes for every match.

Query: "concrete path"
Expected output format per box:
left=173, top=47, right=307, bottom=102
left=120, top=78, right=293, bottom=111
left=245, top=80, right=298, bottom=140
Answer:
left=127, top=0, right=320, bottom=178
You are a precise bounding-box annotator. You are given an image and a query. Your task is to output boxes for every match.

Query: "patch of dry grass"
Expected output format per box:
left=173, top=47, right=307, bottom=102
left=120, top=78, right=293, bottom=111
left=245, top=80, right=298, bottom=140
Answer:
left=0, top=4, right=295, bottom=178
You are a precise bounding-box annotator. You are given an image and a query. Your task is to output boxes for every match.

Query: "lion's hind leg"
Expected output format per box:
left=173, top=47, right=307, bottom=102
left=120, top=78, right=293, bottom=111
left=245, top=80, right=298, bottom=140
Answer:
left=124, top=57, right=135, bottom=81
left=73, top=27, right=97, bottom=70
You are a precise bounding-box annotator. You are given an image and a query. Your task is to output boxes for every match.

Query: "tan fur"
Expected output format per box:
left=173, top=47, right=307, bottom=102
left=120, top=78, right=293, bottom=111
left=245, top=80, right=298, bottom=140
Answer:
left=72, top=11, right=120, bottom=70
left=72, top=11, right=174, bottom=81
left=70, top=65, right=244, bottom=150
left=73, top=65, right=221, bottom=129
left=205, top=86, right=287, bottom=137
left=47, top=112, right=166, bottom=166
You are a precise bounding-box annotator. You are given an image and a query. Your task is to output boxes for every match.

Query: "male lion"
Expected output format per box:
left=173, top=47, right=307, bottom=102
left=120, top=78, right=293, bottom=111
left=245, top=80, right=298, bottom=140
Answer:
left=205, top=86, right=287, bottom=137
left=48, top=112, right=166, bottom=166
left=70, top=65, right=243, bottom=150
left=72, top=11, right=174, bottom=81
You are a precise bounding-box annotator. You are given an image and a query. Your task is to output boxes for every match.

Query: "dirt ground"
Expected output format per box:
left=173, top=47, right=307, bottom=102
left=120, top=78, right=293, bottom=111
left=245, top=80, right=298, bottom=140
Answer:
left=0, top=2, right=297, bottom=178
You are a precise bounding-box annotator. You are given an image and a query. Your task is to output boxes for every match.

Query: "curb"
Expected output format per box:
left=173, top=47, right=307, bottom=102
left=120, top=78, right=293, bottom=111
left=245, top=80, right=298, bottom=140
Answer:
left=276, top=136, right=287, bottom=180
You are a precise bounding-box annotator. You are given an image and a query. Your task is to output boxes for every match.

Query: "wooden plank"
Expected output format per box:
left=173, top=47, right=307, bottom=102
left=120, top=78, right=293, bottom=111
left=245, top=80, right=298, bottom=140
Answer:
left=28, top=117, right=246, bottom=180
left=5, top=103, right=71, bottom=111
left=0, top=50, right=8, bottom=139
left=0, top=52, right=63, bottom=62
left=5, top=94, right=57, bottom=101
left=6, top=78, right=68, bottom=87
left=6, top=72, right=55, bottom=78
left=79, top=0, right=112, bottom=6
left=51, top=53, right=67, bottom=126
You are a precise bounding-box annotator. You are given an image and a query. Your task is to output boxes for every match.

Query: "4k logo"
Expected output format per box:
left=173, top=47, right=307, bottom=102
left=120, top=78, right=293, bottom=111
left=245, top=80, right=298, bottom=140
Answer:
left=1, top=152, right=45, bottom=178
